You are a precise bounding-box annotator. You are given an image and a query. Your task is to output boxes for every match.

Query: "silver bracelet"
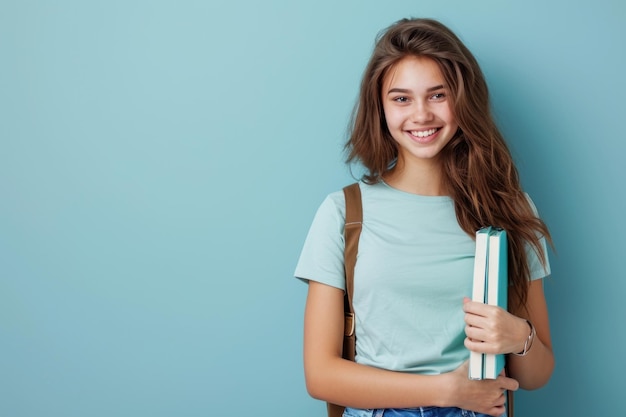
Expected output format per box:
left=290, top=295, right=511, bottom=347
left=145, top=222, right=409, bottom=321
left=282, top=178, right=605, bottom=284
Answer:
left=513, top=320, right=536, bottom=356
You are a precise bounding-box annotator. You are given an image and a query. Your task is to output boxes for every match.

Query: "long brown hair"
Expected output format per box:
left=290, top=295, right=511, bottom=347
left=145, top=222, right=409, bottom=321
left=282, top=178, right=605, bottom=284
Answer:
left=346, top=18, right=552, bottom=309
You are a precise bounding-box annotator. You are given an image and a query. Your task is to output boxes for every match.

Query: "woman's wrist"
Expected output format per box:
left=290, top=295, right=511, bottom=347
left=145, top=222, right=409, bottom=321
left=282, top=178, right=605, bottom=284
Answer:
left=512, top=319, right=536, bottom=356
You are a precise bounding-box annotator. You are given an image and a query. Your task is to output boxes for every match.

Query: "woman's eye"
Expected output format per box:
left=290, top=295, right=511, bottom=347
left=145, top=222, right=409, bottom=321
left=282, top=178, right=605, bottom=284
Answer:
left=431, top=93, right=446, bottom=100
left=393, top=96, right=409, bottom=103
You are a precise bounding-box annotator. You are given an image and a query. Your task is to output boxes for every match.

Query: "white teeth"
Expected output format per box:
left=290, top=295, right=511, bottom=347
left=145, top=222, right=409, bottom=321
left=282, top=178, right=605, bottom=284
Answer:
left=411, top=128, right=438, bottom=138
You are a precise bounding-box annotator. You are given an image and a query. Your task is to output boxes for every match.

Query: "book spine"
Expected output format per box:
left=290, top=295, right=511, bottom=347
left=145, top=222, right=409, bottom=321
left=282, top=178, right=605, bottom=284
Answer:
left=468, top=227, right=492, bottom=380
left=483, top=229, right=508, bottom=379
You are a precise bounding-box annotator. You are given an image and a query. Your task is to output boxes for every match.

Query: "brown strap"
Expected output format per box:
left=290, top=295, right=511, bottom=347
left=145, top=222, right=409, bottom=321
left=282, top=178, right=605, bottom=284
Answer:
left=343, top=182, right=362, bottom=341
left=507, top=385, right=515, bottom=416
left=327, top=183, right=362, bottom=417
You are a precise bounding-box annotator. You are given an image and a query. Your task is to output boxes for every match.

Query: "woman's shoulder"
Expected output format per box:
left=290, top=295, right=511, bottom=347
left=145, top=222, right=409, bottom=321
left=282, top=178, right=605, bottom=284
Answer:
left=322, top=181, right=376, bottom=204
left=314, top=181, right=376, bottom=222
left=320, top=187, right=348, bottom=212
left=522, top=192, right=541, bottom=216
left=309, top=186, right=352, bottom=228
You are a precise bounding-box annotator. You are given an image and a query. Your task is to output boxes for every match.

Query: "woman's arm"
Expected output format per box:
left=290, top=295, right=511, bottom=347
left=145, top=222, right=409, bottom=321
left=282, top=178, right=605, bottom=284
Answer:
left=463, top=279, right=554, bottom=390
left=304, top=281, right=519, bottom=416
left=506, top=279, right=554, bottom=389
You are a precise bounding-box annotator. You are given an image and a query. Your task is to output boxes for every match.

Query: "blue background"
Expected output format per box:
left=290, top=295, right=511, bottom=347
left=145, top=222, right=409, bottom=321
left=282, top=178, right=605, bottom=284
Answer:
left=1, top=1, right=624, bottom=416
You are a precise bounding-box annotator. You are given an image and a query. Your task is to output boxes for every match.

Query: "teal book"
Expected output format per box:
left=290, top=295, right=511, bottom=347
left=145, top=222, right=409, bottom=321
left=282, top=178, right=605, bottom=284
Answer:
left=468, top=226, right=492, bottom=380
left=483, top=228, right=508, bottom=379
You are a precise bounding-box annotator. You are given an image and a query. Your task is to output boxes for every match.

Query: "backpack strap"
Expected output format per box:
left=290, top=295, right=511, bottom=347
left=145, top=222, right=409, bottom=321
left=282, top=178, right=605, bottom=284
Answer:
left=507, top=386, right=515, bottom=416
left=342, top=182, right=362, bottom=360
left=327, top=183, right=362, bottom=417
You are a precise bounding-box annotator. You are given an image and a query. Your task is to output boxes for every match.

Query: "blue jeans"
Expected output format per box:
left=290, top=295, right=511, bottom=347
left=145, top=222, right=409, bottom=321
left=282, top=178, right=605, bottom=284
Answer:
left=343, top=407, right=505, bottom=417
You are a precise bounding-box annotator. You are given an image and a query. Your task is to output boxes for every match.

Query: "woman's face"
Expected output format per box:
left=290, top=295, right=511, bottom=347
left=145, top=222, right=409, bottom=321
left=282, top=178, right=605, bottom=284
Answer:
left=381, top=55, right=458, bottom=167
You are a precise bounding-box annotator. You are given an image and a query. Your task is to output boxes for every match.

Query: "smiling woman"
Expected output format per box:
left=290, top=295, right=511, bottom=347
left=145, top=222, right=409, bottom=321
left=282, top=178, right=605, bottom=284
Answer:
left=294, top=17, right=554, bottom=417
left=381, top=56, right=458, bottom=194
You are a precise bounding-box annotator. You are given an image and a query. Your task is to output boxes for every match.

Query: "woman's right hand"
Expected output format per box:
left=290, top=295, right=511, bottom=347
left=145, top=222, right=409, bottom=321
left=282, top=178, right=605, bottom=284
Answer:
left=443, top=361, right=518, bottom=417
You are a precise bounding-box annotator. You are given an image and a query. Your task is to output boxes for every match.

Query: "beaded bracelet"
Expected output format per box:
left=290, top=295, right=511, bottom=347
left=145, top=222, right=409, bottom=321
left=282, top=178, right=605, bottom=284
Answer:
left=513, top=319, right=536, bottom=356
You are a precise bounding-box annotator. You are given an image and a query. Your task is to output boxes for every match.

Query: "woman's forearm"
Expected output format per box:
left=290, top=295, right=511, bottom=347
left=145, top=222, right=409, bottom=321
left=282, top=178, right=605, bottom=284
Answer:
left=507, top=280, right=555, bottom=390
left=507, top=334, right=554, bottom=390
left=305, top=357, right=449, bottom=409
left=305, top=355, right=519, bottom=416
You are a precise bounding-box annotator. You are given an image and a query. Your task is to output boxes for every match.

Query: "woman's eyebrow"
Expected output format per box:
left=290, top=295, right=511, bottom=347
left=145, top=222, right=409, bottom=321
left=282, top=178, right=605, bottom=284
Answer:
left=426, top=84, right=445, bottom=92
left=387, top=88, right=411, bottom=95
left=387, top=85, right=446, bottom=95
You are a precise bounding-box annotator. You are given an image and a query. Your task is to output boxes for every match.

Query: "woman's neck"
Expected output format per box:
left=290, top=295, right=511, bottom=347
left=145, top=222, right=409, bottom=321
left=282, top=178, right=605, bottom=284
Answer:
left=382, top=159, right=447, bottom=196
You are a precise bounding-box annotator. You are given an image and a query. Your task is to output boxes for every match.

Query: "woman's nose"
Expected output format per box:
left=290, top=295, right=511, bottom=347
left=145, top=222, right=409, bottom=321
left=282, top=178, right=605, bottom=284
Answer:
left=411, top=102, right=434, bottom=123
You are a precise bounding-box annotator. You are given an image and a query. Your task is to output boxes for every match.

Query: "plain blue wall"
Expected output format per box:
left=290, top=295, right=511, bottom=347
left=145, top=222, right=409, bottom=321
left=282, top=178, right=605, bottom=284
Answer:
left=1, top=1, right=624, bottom=416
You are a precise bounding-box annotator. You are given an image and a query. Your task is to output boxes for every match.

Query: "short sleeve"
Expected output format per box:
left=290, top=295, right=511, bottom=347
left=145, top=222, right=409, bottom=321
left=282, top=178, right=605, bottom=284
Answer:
left=525, top=194, right=551, bottom=280
left=294, top=192, right=347, bottom=290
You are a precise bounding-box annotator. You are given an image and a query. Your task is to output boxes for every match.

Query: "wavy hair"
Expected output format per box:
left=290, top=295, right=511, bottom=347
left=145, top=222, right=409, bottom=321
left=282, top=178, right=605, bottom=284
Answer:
left=346, top=18, right=553, bottom=309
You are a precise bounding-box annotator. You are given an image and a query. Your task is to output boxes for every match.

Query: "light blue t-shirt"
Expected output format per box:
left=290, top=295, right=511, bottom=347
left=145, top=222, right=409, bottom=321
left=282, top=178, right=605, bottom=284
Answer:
left=294, top=181, right=550, bottom=375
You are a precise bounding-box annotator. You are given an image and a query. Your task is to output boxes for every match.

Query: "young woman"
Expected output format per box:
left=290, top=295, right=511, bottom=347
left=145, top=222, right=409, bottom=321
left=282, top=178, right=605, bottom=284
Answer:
left=294, top=18, right=554, bottom=417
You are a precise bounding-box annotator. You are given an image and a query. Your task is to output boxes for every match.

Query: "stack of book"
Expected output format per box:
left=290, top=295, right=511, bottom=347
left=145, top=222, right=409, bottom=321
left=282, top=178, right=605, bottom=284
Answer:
left=468, top=226, right=508, bottom=380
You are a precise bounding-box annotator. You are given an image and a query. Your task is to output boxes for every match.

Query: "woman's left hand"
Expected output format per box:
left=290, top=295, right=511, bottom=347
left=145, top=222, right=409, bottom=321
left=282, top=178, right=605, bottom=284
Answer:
left=462, top=297, right=529, bottom=355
